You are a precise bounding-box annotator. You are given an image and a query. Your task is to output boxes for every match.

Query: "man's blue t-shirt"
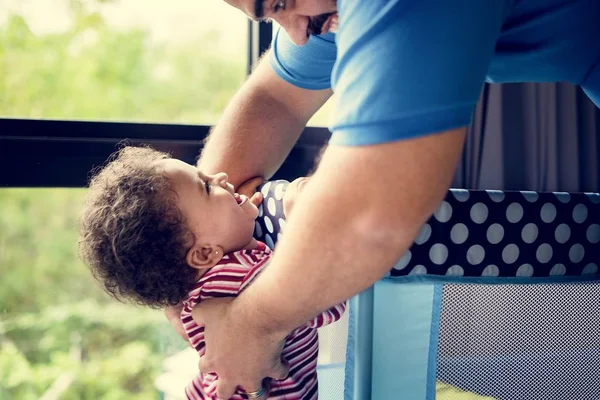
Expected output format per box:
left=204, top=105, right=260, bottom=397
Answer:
left=270, top=0, right=600, bottom=146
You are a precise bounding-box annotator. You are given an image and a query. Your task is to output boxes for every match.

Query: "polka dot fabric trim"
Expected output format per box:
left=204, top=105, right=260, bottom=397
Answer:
left=390, top=190, right=600, bottom=278
left=253, top=182, right=600, bottom=278
left=253, top=180, right=289, bottom=250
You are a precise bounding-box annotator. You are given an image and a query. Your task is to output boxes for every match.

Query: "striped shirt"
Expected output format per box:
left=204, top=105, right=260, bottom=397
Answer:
left=181, top=241, right=346, bottom=400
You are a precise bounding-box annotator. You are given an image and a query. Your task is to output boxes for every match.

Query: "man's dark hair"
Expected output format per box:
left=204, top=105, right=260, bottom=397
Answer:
left=79, top=146, right=198, bottom=309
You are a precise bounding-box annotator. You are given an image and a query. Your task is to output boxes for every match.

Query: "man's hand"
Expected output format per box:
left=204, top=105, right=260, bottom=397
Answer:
left=283, top=177, right=309, bottom=217
left=164, top=303, right=189, bottom=345
left=191, top=297, right=289, bottom=400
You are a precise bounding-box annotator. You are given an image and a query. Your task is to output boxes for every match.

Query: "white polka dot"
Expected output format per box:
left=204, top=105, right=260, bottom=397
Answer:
left=536, top=243, right=553, bottom=264
left=521, top=191, right=539, bottom=202
left=265, top=234, right=275, bottom=249
left=554, top=224, right=571, bottom=244
left=267, top=197, right=277, bottom=216
left=470, top=202, right=488, bottom=224
left=264, top=216, right=274, bottom=233
left=521, top=223, right=538, bottom=244
left=585, top=193, right=600, bottom=204
left=446, top=265, right=464, bottom=276
left=506, top=202, right=524, bottom=223
left=569, top=244, right=585, bottom=263
left=516, top=264, right=534, bottom=277
left=486, top=190, right=505, bottom=202
left=550, top=264, right=566, bottom=276
left=429, top=244, right=449, bottom=265
left=258, top=205, right=263, bottom=217
left=434, top=201, right=453, bottom=223
left=254, top=221, right=263, bottom=238
left=487, top=224, right=504, bottom=244
left=573, top=204, right=588, bottom=223
left=467, top=245, right=485, bottom=265
left=274, top=183, right=286, bottom=200
left=279, top=218, right=286, bottom=232
left=582, top=263, right=598, bottom=275
left=260, top=182, right=271, bottom=196
left=393, top=251, right=412, bottom=270
left=450, top=223, right=469, bottom=244
left=278, top=232, right=283, bottom=242
left=414, top=223, right=432, bottom=245
left=482, top=265, right=500, bottom=277
left=540, top=203, right=557, bottom=223
left=502, top=244, right=520, bottom=264
left=452, top=190, right=470, bottom=202
left=587, top=224, right=600, bottom=243
left=554, top=192, right=571, bottom=203
left=409, top=265, right=428, bottom=275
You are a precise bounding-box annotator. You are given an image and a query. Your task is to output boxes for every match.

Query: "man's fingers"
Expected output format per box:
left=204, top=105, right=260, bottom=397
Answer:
left=190, top=302, right=206, bottom=326
left=240, top=380, right=268, bottom=400
left=215, top=380, right=238, bottom=400
left=198, top=355, right=214, bottom=374
left=271, top=359, right=290, bottom=380
left=192, top=297, right=232, bottom=326
left=260, top=380, right=272, bottom=399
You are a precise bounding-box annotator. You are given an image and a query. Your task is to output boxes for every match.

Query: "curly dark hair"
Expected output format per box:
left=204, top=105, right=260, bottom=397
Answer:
left=79, top=145, right=198, bottom=309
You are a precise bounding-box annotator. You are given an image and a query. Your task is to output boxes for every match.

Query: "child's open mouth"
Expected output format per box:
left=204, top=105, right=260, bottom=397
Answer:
left=234, top=193, right=247, bottom=206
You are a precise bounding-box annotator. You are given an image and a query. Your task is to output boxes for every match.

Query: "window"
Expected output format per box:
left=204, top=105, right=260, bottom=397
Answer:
left=1, top=3, right=340, bottom=399
left=308, top=96, right=336, bottom=128
left=0, top=0, right=248, bottom=125
left=0, top=188, right=188, bottom=399
left=0, top=1, right=247, bottom=398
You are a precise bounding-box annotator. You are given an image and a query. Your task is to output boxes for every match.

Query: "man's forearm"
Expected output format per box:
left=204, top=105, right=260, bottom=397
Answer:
left=234, top=128, right=467, bottom=335
left=198, top=88, right=303, bottom=187
left=198, top=53, right=332, bottom=189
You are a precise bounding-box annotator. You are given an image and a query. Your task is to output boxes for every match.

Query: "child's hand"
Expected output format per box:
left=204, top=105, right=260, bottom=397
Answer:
left=283, top=177, right=310, bottom=217
left=250, top=191, right=264, bottom=208
left=237, top=176, right=265, bottom=199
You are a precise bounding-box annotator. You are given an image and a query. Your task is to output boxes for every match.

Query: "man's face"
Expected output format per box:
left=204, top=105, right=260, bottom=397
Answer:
left=223, top=0, right=338, bottom=45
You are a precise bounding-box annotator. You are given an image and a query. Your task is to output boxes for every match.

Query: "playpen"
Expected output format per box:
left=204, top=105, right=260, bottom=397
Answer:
left=251, top=181, right=600, bottom=400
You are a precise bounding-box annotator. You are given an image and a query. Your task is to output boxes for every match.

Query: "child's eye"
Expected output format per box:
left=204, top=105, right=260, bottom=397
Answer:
left=273, top=0, right=285, bottom=13
left=205, top=180, right=211, bottom=194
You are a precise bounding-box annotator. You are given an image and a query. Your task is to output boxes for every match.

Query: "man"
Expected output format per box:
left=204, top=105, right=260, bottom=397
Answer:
left=186, top=0, right=600, bottom=398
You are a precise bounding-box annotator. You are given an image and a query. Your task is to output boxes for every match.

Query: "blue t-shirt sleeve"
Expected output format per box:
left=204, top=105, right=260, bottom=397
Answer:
left=269, top=26, right=337, bottom=90
left=329, top=0, right=510, bottom=146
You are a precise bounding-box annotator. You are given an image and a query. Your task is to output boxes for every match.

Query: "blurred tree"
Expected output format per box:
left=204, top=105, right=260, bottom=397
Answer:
left=0, top=0, right=246, bottom=397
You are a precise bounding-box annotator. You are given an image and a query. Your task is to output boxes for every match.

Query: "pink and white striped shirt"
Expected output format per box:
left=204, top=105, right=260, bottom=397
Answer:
left=181, top=241, right=346, bottom=400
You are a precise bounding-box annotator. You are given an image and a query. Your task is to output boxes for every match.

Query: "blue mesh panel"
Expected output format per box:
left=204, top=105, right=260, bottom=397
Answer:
left=436, top=282, right=600, bottom=400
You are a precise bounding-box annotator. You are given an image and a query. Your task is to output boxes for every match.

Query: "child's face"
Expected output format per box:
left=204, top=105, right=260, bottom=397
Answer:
left=158, top=159, right=259, bottom=254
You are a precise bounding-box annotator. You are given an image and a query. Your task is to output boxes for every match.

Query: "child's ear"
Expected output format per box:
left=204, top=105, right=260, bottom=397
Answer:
left=186, top=244, right=224, bottom=270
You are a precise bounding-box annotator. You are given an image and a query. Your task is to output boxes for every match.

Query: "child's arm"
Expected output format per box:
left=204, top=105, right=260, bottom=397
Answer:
left=164, top=302, right=190, bottom=344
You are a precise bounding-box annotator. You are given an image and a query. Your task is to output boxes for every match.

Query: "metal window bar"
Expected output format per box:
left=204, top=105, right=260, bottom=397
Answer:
left=0, top=19, right=329, bottom=188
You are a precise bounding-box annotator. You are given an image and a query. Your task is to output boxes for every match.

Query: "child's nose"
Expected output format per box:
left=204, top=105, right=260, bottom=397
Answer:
left=214, top=172, right=229, bottom=186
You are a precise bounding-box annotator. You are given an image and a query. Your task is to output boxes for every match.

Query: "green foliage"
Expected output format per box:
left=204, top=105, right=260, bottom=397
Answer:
left=0, top=187, right=188, bottom=398
left=0, top=0, right=246, bottom=396
left=0, top=1, right=244, bottom=124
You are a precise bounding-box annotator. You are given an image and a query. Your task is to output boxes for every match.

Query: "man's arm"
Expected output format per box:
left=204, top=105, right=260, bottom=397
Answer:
left=240, top=128, right=466, bottom=332
left=193, top=127, right=466, bottom=399
left=197, top=51, right=332, bottom=190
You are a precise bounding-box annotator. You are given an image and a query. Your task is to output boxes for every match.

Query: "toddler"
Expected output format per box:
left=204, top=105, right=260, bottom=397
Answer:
left=79, top=145, right=345, bottom=400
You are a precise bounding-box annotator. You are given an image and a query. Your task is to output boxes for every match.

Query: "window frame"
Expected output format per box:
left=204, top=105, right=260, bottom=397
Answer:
left=0, top=20, right=331, bottom=188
